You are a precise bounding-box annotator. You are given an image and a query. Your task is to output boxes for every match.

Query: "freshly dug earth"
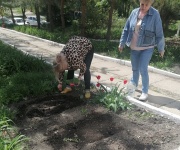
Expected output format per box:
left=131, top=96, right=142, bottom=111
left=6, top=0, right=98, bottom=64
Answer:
left=13, top=92, right=180, bottom=150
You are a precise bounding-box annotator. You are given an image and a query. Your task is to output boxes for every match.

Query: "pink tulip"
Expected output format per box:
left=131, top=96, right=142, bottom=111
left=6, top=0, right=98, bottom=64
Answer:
left=70, top=83, right=75, bottom=87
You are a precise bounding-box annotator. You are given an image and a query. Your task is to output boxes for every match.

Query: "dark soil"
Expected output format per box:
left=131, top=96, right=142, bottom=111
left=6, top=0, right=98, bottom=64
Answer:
left=13, top=92, right=180, bottom=150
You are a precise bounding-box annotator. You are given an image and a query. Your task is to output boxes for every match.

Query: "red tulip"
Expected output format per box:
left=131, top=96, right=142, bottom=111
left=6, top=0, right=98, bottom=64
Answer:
left=123, top=80, right=128, bottom=85
left=70, top=83, right=75, bottom=87
left=96, top=82, right=100, bottom=87
left=110, top=77, right=114, bottom=81
left=96, top=75, right=101, bottom=80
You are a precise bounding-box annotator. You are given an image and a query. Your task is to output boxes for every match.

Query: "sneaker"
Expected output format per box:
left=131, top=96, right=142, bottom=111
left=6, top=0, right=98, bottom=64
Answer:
left=85, top=90, right=91, bottom=99
left=139, top=93, right=148, bottom=101
left=125, top=81, right=136, bottom=97
left=61, top=87, right=72, bottom=94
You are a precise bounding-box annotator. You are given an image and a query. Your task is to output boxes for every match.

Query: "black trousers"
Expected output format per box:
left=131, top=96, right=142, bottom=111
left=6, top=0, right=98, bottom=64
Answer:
left=67, top=46, right=94, bottom=89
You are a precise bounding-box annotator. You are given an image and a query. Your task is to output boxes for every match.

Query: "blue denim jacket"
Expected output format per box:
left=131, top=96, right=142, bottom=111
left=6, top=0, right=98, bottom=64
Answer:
left=119, top=7, right=165, bottom=52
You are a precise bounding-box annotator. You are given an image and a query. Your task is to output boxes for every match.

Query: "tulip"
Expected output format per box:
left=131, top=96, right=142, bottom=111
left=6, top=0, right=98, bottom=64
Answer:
left=110, top=77, right=114, bottom=81
left=124, top=80, right=128, bottom=85
left=96, top=75, right=101, bottom=80
left=96, top=82, right=100, bottom=87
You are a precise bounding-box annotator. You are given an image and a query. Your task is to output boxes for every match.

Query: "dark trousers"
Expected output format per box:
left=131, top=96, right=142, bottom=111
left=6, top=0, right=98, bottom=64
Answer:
left=67, top=46, right=94, bottom=89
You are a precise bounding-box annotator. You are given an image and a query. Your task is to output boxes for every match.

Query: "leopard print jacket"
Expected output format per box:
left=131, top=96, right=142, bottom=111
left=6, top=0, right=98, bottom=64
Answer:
left=58, top=36, right=93, bottom=82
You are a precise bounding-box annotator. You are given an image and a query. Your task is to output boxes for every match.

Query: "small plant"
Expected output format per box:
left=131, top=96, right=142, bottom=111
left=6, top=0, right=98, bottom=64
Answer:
left=0, top=117, right=28, bottom=150
left=94, top=75, right=132, bottom=112
left=63, top=134, right=80, bottom=143
left=0, top=105, right=15, bottom=120
left=80, top=108, right=88, bottom=116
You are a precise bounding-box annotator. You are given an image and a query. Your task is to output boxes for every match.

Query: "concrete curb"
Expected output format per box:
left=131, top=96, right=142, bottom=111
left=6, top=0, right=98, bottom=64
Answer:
left=126, top=96, right=180, bottom=124
left=174, top=146, right=180, bottom=150
left=94, top=53, right=180, bottom=79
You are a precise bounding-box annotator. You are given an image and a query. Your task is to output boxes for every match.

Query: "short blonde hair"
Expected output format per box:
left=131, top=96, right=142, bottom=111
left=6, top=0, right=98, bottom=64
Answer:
left=53, top=61, right=61, bottom=83
left=140, top=0, right=154, bottom=4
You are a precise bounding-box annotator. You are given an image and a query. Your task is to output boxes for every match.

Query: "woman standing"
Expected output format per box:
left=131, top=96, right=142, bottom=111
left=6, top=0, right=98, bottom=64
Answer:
left=118, top=0, right=165, bottom=101
left=53, top=36, right=94, bottom=99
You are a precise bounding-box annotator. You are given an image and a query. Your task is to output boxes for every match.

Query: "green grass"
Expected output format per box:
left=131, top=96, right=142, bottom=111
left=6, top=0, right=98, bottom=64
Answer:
left=0, top=42, right=57, bottom=104
left=0, top=42, right=57, bottom=149
left=0, top=41, right=59, bottom=149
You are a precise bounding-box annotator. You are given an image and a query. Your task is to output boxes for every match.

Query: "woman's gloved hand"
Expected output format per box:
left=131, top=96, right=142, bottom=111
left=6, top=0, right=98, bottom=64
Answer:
left=61, top=87, right=72, bottom=94
left=57, top=84, right=62, bottom=91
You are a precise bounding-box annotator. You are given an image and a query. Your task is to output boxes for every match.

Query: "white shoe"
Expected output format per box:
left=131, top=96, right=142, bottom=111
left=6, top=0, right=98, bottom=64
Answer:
left=139, top=93, right=148, bottom=101
left=125, top=82, right=136, bottom=97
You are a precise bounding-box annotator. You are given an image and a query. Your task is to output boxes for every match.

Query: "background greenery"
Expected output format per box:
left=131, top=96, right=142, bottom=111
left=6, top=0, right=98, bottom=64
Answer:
left=1, top=0, right=180, bottom=38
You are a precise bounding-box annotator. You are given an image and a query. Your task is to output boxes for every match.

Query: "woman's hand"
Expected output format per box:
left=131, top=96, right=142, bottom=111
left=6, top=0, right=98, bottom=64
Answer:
left=57, top=84, right=62, bottom=91
left=118, top=45, right=123, bottom=53
left=159, top=51, right=165, bottom=58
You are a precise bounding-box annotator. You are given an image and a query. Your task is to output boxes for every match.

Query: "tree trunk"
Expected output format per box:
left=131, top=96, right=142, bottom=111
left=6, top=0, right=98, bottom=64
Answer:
left=60, top=0, right=65, bottom=31
left=81, top=0, right=86, bottom=36
left=10, top=7, right=15, bottom=24
left=106, top=0, right=114, bottom=41
left=35, top=3, right=41, bottom=29
left=48, top=3, right=54, bottom=32
left=21, top=7, right=26, bottom=25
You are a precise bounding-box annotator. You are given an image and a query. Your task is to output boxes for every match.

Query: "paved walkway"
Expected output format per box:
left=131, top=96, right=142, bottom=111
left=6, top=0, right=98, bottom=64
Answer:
left=1, top=27, right=180, bottom=123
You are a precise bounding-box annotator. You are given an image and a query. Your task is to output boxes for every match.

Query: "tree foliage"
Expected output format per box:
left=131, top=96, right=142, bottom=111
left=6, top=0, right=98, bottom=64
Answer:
left=153, top=0, right=180, bottom=30
left=1, top=0, right=179, bottom=39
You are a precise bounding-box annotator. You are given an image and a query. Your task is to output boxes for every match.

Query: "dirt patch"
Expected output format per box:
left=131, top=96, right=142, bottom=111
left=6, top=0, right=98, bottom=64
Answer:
left=13, top=93, right=180, bottom=150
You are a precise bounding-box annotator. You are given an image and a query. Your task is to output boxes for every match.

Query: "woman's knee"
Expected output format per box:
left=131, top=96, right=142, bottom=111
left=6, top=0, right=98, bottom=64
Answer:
left=140, top=68, right=148, bottom=76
